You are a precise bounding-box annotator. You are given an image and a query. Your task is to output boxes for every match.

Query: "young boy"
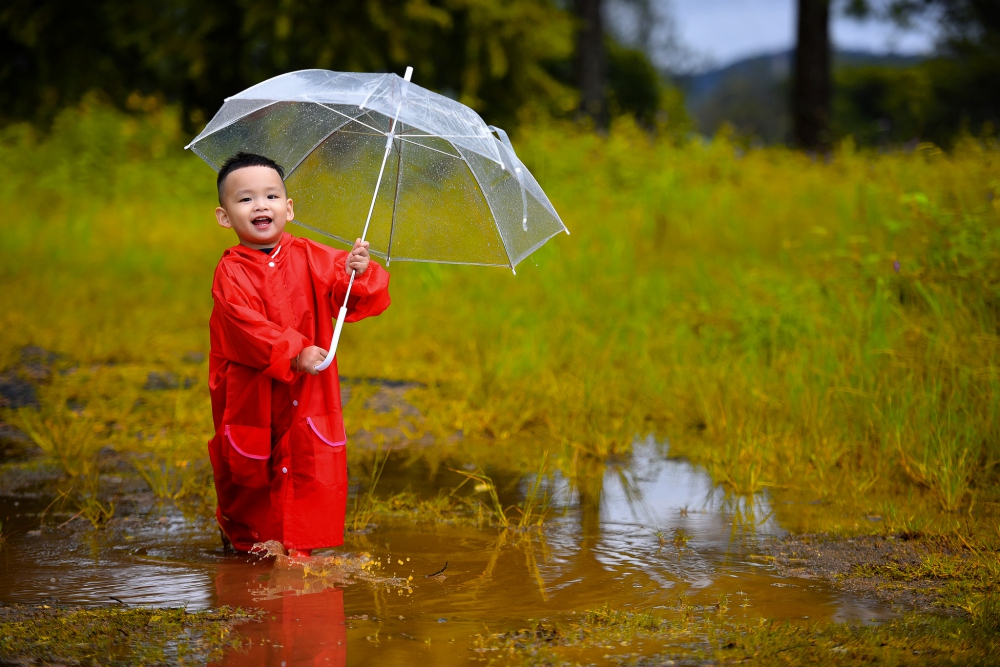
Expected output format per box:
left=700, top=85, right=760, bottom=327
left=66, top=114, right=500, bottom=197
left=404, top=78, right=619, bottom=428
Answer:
left=207, top=152, right=390, bottom=558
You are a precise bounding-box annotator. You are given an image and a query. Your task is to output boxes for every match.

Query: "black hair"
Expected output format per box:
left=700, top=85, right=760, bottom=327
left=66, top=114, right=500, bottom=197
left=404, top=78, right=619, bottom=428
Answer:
left=216, top=152, right=286, bottom=201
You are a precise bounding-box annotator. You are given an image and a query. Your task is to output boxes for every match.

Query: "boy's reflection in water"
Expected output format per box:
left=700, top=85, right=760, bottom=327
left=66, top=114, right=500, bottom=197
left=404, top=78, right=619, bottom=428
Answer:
left=211, top=560, right=347, bottom=667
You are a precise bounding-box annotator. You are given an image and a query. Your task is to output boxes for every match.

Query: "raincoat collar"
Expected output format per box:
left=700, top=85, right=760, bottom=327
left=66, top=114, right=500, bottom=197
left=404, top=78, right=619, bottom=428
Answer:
left=228, top=232, right=294, bottom=263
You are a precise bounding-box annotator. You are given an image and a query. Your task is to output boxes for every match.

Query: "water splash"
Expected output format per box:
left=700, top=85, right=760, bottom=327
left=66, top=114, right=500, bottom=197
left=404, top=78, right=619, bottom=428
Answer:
left=248, top=541, right=413, bottom=601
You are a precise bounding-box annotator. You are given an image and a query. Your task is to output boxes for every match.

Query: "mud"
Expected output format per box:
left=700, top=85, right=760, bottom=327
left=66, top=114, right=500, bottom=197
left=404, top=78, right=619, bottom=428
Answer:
left=760, top=533, right=959, bottom=611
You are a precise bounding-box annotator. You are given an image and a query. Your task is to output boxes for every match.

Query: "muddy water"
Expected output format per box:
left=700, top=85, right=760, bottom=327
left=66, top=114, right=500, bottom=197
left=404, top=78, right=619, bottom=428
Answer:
left=0, top=440, right=891, bottom=665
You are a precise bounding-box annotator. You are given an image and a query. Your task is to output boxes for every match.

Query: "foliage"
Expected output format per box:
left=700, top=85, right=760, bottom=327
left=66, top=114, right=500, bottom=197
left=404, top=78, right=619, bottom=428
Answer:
left=840, top=0, right=1000, bottom=146
left=0, top=0, right=575, bottom=129
left=834, top=56, right=1000, bottom=146
left=606, top=40, right=684, bottom=130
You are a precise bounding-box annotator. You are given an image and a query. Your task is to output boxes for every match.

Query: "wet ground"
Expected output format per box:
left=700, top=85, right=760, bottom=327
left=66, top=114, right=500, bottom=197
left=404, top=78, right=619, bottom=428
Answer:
left=0, top=439, right=894, bottom=666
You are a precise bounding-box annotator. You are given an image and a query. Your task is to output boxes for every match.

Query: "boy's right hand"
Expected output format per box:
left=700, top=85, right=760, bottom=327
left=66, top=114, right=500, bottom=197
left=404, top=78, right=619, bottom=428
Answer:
left=296, top=346, right=328, bottom=375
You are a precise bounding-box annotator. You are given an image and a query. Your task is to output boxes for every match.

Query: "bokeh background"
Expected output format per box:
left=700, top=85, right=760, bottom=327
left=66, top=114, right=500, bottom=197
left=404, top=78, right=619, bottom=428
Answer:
left=3, top=0, right=998, bottom=147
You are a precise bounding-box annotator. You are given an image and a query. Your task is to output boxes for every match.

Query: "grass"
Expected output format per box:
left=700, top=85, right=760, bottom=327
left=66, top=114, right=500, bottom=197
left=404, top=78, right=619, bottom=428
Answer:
left=478, top=603, right=1000, bottom=666
left=2, top=98, right=997, bottom=527
left=850, top=531, right=1000, bottom=623
left=0, top=605, right=258, bottom=666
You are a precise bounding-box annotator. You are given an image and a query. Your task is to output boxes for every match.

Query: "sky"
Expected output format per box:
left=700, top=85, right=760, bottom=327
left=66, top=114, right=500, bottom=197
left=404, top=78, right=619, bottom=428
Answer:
left=665, top=0, right=937, bottom=69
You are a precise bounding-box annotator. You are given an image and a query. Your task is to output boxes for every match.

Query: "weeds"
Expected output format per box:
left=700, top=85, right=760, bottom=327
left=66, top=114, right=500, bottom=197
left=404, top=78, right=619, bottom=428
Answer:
left=14, top=406, right=104, bottom=480
left=0, top=605, right=257, bottom=665
left=481, top=603, right=1000, bottom=666
left=350, top=444, right=392, bottom=532
left=0, top=100, right=998, bottom=539
left=449, top=455, right=551, bottom=531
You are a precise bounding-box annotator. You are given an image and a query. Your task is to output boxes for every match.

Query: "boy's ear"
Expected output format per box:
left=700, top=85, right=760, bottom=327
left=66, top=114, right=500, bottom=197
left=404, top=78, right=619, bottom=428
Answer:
left=215, top=206, right=233, bottom=229
left=285, top=198, right=294, bottom=222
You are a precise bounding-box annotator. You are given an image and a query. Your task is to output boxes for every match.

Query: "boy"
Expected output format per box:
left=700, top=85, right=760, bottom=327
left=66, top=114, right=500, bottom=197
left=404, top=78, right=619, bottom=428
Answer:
left=207, top=152, right=390, bottom=558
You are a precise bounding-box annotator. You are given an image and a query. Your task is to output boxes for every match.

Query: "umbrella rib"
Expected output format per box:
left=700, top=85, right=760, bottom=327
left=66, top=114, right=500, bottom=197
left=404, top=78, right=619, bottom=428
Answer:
left=396, top=137, right=462, bottom=159
left=290, top=219, right=512, bottom=267
left=184, top=100, right=281, bottom=150
left=385, top=138, right=403, bottom=265
left=357, top=108, right=387, bottom=131
left=337, top=130, right=387, bottom=137
left=455, top=150, right=518, bottom=273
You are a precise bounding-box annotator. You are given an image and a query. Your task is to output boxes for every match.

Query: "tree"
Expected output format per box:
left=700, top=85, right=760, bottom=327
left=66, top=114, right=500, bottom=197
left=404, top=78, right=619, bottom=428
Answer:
left=792, top=0, right=832, bottom=150
left=574, top=0, right=608, bottom=127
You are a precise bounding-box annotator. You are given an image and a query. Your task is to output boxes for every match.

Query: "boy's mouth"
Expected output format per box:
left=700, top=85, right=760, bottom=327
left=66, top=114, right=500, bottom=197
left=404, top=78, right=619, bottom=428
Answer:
left=251, top=215, right=272, bottom=230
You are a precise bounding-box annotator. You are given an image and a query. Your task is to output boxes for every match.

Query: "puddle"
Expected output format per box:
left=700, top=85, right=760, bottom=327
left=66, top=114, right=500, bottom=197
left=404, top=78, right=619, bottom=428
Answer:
left=0, top=439, right=892, bottom=665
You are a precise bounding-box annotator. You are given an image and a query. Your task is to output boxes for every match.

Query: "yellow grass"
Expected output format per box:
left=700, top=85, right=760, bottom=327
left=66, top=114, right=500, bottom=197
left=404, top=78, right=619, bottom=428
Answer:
left=1, top=98, right=997, bottom=530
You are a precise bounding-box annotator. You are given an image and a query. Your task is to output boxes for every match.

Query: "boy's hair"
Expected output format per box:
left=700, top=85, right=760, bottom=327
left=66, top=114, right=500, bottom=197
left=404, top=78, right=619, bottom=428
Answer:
left=217, top=152, right=286, bottom=202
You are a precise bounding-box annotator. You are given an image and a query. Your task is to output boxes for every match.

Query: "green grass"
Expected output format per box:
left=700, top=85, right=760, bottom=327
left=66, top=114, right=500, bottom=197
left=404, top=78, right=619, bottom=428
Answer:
left=0, top=97, right=997, bottom=531
left=478, top=604, right=1000, bottom=666
left=0, top=605, right=258, bottom=666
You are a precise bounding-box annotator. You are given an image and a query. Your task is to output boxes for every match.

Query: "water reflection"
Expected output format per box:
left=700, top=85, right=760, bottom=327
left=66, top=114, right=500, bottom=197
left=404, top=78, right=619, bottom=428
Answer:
left=212, top=561, right=347, bottom=667
left=0, top=439, right=892, bottom=667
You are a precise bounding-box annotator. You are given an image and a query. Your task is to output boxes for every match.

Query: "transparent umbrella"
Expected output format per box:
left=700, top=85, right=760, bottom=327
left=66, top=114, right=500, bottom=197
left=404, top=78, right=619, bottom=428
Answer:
left=186, top=67, right=568, bottom=370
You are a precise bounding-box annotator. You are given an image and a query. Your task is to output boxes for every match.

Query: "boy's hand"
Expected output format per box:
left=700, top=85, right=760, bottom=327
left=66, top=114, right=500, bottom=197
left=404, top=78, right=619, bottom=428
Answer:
left=347, top=239, right=370, bottom=276
left=295, top=346, right=328, bottom=375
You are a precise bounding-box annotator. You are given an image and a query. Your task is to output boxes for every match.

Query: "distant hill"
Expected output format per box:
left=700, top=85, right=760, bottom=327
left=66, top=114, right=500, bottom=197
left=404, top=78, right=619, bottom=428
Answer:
left=675, top=50, right=926, bottom=144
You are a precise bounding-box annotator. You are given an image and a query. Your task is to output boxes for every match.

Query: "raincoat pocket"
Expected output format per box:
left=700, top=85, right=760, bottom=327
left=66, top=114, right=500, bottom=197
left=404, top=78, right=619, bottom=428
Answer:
left=306, top=414, right=346, bottom=489
left=223, top=425, right=271, bottom=488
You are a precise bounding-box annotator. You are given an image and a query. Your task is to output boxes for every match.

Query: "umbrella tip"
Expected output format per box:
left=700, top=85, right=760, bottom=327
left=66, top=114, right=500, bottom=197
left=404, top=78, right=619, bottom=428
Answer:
left=404, top=66, right=413, bottom=82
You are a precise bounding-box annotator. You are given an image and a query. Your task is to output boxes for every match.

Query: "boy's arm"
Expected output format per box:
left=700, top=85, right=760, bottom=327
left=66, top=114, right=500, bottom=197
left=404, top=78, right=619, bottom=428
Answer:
left=312, top=243, right=391, bottom=322
left=212, top=267, right=310, bottom=383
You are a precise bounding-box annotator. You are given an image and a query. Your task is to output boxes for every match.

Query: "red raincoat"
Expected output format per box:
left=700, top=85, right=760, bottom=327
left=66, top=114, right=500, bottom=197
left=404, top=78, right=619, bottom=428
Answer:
left=207, top=231, right=390, bottom=551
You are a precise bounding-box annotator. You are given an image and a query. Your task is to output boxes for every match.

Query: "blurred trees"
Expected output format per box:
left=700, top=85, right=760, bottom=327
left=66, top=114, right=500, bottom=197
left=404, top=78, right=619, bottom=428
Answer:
left=0, top=0, right=687, bottom=134
left=0, top=0, right=576, bottom=130
left=838, top=0, right=1000, bottom=144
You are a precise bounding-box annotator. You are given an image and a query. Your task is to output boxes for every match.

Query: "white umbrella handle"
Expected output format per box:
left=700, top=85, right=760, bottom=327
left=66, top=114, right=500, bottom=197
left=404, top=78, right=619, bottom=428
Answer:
left=314, top=65, right=413, bottom=373
left=314, top=305, right=348, bottom=372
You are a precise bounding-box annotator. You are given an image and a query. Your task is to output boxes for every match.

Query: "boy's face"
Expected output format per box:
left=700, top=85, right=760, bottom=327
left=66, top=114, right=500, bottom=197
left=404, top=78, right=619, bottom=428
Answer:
left=215, top=166, right=293, bottom=249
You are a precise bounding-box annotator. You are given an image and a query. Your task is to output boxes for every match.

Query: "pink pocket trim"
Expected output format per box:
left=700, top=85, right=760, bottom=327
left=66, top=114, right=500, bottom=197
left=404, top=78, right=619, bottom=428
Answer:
left=224, top=425, right=270, bottom=460
left=306, top=417, right=346, bottom=448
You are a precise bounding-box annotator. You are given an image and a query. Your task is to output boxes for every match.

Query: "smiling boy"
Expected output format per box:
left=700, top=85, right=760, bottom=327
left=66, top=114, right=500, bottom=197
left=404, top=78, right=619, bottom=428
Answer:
left=208, top=152, right=390, bottom=557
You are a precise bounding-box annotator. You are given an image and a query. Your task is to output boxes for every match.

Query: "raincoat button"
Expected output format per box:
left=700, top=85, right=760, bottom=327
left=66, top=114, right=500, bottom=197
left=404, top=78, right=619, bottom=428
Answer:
left=268, top=261, right=275, bottom=267
left=282, top=467, right=288, bottom=474
left=292, top=400, right=298, bottom=406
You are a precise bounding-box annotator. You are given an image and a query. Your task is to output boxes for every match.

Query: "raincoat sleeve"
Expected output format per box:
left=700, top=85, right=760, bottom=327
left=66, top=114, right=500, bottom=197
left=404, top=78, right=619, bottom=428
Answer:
left=311, top=242, right=391, bottom=322
left=211, top=264, right=310, bottom=383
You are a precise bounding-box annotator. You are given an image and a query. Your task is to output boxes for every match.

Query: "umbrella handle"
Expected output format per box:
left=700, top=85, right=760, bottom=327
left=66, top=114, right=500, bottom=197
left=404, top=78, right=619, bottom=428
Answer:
left=314, top=305, right=348, bottom=372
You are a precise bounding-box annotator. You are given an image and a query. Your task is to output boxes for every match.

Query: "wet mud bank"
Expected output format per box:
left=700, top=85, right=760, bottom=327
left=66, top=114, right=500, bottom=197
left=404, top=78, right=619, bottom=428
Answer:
left=760, top=532, right=1000, bottom=617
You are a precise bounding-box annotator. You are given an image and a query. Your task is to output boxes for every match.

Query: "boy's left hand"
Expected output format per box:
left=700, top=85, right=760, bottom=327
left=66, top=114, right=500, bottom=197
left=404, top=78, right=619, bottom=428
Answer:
left=346, top=238, right=370, bottom=276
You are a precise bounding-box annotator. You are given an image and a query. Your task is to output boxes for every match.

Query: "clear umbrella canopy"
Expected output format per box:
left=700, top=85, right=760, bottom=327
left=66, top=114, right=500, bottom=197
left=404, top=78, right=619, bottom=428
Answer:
left=186, top=69, right=568, bottom=271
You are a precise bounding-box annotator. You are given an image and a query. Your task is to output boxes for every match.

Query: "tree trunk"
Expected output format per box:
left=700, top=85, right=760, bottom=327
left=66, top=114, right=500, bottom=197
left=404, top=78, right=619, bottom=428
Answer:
left=574, top=0, right=607, bottom=128
left=792, top=0, right=831, bottom=150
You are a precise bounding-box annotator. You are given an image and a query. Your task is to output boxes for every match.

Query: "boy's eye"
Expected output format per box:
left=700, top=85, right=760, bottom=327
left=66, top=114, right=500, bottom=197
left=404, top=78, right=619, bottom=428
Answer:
left=239, top=197, right=251, bottom=203
left=267, top=194, right=278, bottom=199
